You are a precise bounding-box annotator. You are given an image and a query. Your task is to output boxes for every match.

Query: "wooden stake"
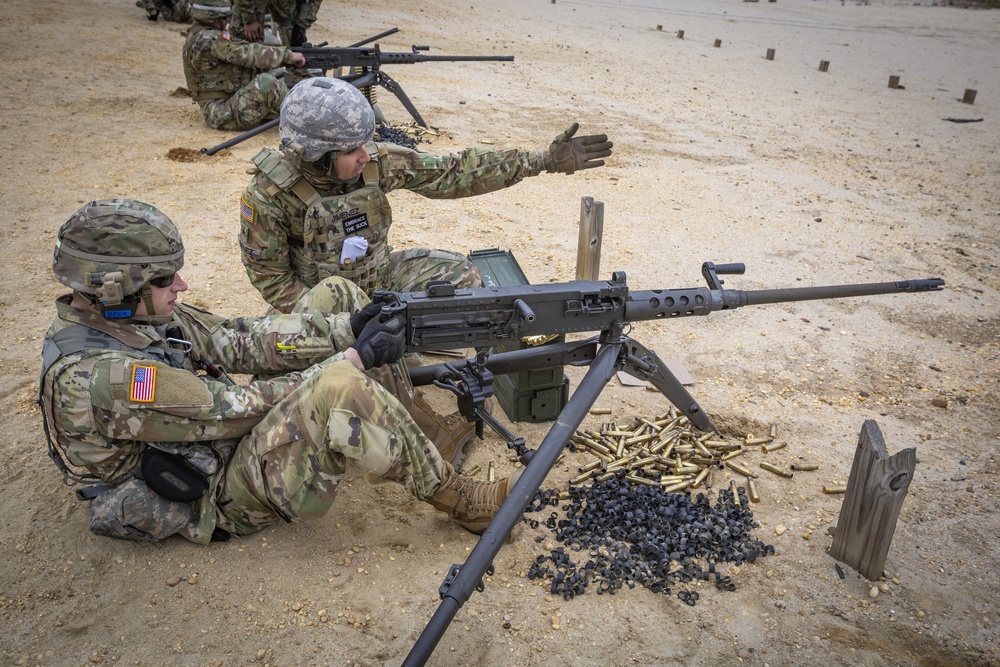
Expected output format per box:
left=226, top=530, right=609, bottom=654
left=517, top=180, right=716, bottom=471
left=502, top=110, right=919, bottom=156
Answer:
left=830, top=420, right=915, bottom=581
left=576, top=197, right=604, bottom=281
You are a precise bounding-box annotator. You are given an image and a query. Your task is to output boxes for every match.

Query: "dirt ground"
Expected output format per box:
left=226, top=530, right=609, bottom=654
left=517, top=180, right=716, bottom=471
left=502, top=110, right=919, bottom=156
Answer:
left=1, top=0, right=998, bottom=665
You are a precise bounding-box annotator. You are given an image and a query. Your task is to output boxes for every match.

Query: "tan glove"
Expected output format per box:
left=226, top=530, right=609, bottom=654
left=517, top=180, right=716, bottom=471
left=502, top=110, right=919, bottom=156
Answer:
left=543, top=123, right=613, bottom=174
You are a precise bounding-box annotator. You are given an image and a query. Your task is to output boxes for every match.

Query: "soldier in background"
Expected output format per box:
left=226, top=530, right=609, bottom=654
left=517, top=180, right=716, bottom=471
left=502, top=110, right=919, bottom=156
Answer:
left=39, top=198, right=520, bottom=543
left=238, top=77, right=613, bottom=313
left=182, top=0, right=307, bottom=130
left=238, top=78, right=611, bottom=469
left=231, top=0, right=323, bottom=46
left=137, top=0, right=192, bottom=23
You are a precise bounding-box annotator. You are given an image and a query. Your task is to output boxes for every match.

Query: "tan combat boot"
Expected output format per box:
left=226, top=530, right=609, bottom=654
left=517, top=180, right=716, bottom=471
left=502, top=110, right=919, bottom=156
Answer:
left=428, top=461, right=522, bottom=534
left=407, top=391, right=488, bottom=471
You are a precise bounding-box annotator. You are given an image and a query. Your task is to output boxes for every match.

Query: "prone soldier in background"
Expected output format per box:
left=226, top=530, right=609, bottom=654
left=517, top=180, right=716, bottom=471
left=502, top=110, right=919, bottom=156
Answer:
left=137, top=0, right=192, bottom=23
left=230, top=0, right=324, bottom=46
left=182, top=0, right=308, bottom=131
left=39, top=198, right=521, bottom=544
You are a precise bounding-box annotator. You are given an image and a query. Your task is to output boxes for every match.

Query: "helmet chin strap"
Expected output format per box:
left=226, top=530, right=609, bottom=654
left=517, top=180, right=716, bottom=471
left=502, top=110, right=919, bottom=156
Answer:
left=133, top=284, right=176, bottom=326
left=300, top=150, right=363, bottom=188
left=90, top=284, right=174, bottom=325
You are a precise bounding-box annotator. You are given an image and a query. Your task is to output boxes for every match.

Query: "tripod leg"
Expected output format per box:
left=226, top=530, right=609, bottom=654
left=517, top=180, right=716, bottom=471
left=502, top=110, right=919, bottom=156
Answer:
left=402, top=340, right=623, bottom=667
left=618, top=337, right=719, bottom=434
left=375, top=71, right=428, bottom=128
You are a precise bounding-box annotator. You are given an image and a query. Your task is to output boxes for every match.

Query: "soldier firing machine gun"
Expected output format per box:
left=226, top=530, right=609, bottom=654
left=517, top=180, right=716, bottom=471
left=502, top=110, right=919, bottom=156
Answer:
left=376, top=262, right=944, bottom=666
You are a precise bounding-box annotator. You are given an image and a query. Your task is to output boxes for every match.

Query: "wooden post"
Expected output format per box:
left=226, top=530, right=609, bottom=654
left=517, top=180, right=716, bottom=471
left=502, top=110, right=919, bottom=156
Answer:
left=888, top=75, right=901, bottom=89
left=962, top=89, right=977, bottom=104
left=830, top=420, right=916, bottom=581
left=819, top=60, right=830, bottom=72
left=576, top=197, right=604, bottom=281
left=766, top=48, right=775, bottom=61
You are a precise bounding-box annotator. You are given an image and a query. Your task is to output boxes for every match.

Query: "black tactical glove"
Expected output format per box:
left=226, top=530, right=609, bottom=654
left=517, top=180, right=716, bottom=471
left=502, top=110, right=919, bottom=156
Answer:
left=543, top=123, right=613, bottom=175
left=350, top=302, right=383, bottom=338
left=290, top=25, right=308, bottom=47
left=350, top=313, right=406, bottom=370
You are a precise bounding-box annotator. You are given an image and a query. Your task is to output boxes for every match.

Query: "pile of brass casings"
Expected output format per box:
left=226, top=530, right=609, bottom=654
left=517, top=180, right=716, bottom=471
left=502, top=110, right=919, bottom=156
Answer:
left=570, top=408, right=784, bottom=498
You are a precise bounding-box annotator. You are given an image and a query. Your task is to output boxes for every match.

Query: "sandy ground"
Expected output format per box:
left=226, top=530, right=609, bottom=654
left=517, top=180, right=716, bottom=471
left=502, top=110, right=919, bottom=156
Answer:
left=1, top=0, right=999, bottom=665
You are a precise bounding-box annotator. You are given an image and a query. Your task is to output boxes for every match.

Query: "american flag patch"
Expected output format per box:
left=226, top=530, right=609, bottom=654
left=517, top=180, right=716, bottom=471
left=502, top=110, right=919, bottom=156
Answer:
left=240, top=197, right=255, bottom=224
left=130, top=364, right=157, bottom=402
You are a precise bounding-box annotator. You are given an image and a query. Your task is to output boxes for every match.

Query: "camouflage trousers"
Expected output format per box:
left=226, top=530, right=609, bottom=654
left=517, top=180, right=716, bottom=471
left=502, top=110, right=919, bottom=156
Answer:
left=380, top=247, right=483, bottom=293
left=215, top=279, right=442, bottom=536
left=233, top=0, right=323, bottom=44
left=137, top=0, right=191, bottom=22
left=199, top=73, right=288, bottom=131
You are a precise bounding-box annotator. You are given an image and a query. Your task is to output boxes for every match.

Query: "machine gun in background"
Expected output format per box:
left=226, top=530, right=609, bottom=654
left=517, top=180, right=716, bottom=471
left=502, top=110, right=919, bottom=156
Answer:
left=290, top=43, right=514, bottom=128
left=377, top=262, right=944, bottom=666
left=198, top=28, right=513, bottom=155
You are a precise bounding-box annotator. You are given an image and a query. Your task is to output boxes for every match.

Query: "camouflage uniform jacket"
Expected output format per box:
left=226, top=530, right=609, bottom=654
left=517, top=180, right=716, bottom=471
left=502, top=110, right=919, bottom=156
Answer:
left=40, top=295, right=356, bottom=543
left=239, top=142, right=548, bottom=312
left=182, top=24, right=296, bottom=102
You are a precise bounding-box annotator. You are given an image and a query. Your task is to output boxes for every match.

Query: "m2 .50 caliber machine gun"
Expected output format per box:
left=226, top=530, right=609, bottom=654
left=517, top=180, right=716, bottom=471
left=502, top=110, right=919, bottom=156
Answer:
left=374, top=262, right=944, bottom=666
left=198, top=28, right=513, bottom=155
left=290, top=43, right=514, bottom=128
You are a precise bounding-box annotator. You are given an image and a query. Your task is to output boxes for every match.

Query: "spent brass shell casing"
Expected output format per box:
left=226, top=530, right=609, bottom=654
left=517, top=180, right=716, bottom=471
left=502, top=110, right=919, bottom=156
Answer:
left=464, top=464, right=481, bottom=477
left=745, top=437, right=771, bottom=446
left=626, top=433, right=656, bottom=446
left=720, top=449, right=744, bottom=461
left=589, top=408, right=612, bottom=415
left=571, top=470, right=598, bottom=485
left=823, top=485, right=848, bottom=494
left=769, top=423, right=778, bottom=439
left=725, top=461, right=754, bottom=478
left=691, top=467, right=711, bottom=489
left=662, top=480, right=691, bottom=493
left=626, top=475, right=659, bottom=486
left=694, top=441, right=713, bottom=458
left=703, top=439, right=729, bottom=448
left=730, top=480, right=742, bottom=509
left=762, top=441, right=787, bottom=453
left=597, top=471, right=617, bottom=482
left=748, top=478, right=760, bottom=503
left=487, top=461, right=496, bottom=482
left=791, top=463, right=820, bottom=472
left=558, top=490, right=570, bottom=500
left=759, top=461, right=793, bottom=478
left=578, top=459, right=605, bottom=473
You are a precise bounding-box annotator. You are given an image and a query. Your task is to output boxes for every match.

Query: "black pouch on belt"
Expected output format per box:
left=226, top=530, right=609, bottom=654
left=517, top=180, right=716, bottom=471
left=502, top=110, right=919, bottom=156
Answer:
left=141, top=448, right=209, bottom=503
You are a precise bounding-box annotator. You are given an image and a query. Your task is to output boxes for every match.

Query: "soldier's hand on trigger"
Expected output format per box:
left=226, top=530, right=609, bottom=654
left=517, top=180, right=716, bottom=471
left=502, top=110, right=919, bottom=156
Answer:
left=349, top=312, right=406, bottom=370
left=544, top=123, right=614, bottom=175
left=288, top=51, right=307, bottom=68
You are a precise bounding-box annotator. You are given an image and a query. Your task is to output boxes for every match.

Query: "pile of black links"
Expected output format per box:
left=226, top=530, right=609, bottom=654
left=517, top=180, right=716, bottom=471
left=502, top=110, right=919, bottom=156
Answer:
left=374, top=124, right=420, bottom=150
left=523, top=472, right=775, bottom=604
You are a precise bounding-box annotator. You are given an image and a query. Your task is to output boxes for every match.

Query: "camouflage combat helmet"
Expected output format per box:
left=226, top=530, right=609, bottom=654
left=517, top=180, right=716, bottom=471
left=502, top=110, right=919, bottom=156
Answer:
left=190, top=0, right=231, bottom=23
left=53, top=199, right=184, bottom=319
left=279, top=77, right=375, bottom=162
